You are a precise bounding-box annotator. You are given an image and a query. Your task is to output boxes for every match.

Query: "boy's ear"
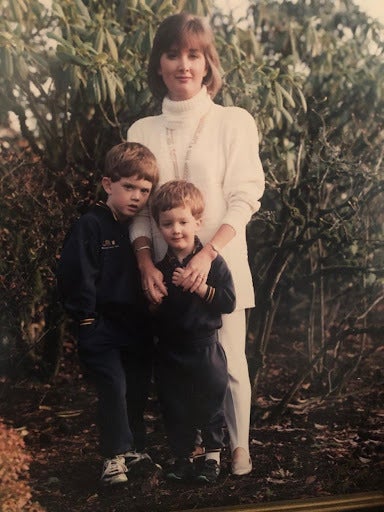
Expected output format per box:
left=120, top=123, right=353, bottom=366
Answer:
left=196, top=217, right=202, bottom=229
left=101, top=177, right=112, bottom=194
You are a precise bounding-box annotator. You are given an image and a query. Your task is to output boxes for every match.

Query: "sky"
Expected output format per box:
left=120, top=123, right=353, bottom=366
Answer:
left=215, top=0, right=384, bottom=24
left=355, top=0, right=384, bottom=23
left=38, top=0, right=384, bottom=23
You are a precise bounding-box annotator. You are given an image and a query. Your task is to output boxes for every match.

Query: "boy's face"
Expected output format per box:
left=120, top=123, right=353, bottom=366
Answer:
left=158, top=205, right=201, bottom=260
left=102, top=175, right=152, bottom=221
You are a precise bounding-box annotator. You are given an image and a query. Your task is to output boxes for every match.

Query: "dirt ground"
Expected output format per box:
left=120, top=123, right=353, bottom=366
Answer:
left=1, top=335, right=383, bottom=512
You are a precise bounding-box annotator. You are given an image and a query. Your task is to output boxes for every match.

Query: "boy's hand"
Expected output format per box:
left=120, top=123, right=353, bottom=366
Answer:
left=172, top=267, right=187, bottom=287
left=177, top=248, right=212, bottom=293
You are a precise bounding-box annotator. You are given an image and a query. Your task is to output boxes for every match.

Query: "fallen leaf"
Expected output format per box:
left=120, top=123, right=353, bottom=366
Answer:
left=86, top=494, right=99, bottom=501
left=56, top=410, right=83, bottom=418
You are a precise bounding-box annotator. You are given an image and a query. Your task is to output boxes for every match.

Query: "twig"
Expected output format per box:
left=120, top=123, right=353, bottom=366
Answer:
left=356, top=294, right=384, bottom=320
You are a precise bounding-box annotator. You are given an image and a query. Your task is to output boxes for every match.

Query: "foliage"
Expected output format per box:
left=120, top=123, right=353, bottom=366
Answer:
left=0, top=419, right=45, bottom=512
left=0, top=0, right=306, bottom=170
left=221, top=0, right=384, bottom=406
left=0, top=0, right=383, bottom=415
left=0, top=142, right=93, bottom=377
left=0, top=0, right=212, bottom=172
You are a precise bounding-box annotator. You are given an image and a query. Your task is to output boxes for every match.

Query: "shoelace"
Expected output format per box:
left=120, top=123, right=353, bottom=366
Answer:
left=103, top=457, right=127, bottom=477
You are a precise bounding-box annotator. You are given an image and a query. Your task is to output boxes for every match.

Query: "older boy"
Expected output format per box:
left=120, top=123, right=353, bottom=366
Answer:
left=151, top=180, right=236, bottom=483
left=57, top=142, right=159, bottom=486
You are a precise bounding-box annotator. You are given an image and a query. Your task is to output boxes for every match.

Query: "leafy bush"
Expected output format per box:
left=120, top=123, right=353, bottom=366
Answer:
left=0, top=140, right=95, bottom=377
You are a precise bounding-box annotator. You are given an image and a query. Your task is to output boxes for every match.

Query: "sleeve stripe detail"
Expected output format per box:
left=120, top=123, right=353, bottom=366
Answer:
left=204, top=285, right=215, bottom=304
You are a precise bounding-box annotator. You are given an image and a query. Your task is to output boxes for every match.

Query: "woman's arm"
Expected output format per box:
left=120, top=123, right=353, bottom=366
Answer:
left=130, top=205, right=167, bottom=304
left=133, top=236, right=167, bottom=304
left=128, top=120, right=167, bottom=304
left=176, top=108, right=265, bottom=293
left=173, top=223, right=235, bottom=293
left=221, top=108, right=265, bottom=234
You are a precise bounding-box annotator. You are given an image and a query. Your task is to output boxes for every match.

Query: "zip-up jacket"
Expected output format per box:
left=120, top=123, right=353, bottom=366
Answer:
left=154, top=238, right=236, bottom=343
left=57, top=202, right=143, bottom=322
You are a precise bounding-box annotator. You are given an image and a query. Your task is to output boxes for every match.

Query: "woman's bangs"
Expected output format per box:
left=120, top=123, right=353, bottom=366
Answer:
left=160, top=16, right=211, bottom=53
left=180, top=29, right=209, bottom=52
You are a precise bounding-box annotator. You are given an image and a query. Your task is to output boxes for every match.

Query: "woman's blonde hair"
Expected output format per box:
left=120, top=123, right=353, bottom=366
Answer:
left=148, top=12, right=222, bottom=100
left=151, top=180, right=205, bottom=224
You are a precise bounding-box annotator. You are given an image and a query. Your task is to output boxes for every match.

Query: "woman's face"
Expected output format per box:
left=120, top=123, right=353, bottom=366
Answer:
left=158, top=44, right=208, bottom=101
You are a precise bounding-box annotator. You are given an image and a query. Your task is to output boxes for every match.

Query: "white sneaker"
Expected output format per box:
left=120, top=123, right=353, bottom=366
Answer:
left=100, top=456, right=128, bottom=486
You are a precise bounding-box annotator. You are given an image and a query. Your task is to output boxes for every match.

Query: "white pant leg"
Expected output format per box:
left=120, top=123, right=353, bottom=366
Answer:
left=218, top=310, right=251, bottom=454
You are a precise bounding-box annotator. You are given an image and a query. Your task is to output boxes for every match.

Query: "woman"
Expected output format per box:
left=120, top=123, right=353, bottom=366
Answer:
left=127, top=12, right=264, bottom=476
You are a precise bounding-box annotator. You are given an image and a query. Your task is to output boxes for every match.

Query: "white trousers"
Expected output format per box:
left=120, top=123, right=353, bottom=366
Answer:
left=218, top=309, right=251, bottom=454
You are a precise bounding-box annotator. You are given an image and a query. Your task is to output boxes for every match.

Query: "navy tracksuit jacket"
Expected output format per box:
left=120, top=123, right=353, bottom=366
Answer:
left=57, top=202, right=152, bottom=456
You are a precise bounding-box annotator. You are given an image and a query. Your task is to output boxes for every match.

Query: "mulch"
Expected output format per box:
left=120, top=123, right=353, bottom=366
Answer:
left=1, top=335, right=383, bottom=512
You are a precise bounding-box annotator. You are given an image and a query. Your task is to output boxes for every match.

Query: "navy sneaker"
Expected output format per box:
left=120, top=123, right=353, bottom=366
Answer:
left=166, top=458, right=194, bottom=481
left=124, top=451, right=161, bottom=477
left=195, top=459, right=220, bottom=483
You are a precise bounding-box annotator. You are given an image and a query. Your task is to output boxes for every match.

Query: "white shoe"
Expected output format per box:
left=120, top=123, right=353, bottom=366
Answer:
left=231, top=447, right=252, bottom=476
left=100, top=456, right=128, bottom=486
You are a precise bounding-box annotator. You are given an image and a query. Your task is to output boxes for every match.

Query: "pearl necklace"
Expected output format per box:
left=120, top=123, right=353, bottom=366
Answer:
left=165, top=107, right=211, bottom=181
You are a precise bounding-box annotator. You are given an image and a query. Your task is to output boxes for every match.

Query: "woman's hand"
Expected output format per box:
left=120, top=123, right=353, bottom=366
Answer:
left=140, top=261, right=167, bottom=304
left=173, top=247, right=213, bottom=293
left=134, top=237, right=167, bottom=304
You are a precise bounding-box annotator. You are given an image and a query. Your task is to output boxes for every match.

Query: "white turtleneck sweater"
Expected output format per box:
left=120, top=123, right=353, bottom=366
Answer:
left=127, top=86, right=265, bottom=310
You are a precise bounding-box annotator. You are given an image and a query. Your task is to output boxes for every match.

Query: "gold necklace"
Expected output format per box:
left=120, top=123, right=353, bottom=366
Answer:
left=166, top=108, right=211, bottom=181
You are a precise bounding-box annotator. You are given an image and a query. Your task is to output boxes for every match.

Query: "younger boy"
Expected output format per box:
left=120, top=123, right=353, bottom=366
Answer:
left=56, top=142, right=159, bottom=486
left=151, top=180, right=236, bottom=483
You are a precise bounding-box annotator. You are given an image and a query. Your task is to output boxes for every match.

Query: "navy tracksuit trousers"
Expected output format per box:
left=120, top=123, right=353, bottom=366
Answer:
left=77, top=314, right=153, bottom=457
left=155, top=333, right=228, bottom=458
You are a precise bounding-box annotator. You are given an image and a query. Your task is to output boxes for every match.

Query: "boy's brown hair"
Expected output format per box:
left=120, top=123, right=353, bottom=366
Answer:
left=151, top=180, right=205, bottom=224
left=104, top=142, right=159, bottom=187
left=148, top=12, right=222, bottom=100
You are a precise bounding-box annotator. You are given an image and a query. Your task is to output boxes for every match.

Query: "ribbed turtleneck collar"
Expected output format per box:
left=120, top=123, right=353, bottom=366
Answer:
left=162, top=86, right=213, bottom=129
